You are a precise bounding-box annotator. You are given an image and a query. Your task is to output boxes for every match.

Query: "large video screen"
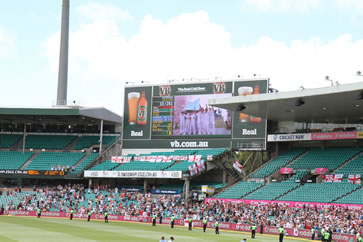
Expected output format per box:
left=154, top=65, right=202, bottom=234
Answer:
left=123, top=80, right=268, bottom=150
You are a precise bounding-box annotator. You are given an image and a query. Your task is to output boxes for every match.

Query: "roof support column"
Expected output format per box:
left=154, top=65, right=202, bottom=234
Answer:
left=22, top=124, right=26, bottom=154
left=99, top=119, right=103, bottom=155
left=144, top=179, right=147, bottom=193
left=184, top=179, right=190, bottom=201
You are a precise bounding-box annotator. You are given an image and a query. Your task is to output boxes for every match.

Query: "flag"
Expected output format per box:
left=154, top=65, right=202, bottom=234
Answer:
left=324, top=175, right=333, bottom=182
left=348, top=174, right=361, bottom=184
left=333, top=174, right=343, bottom=183
left=122, top=157, right=131, bottom=163
left=188, top=160, right=206, bottom=176
left=324, top=174, right=343, bottom=183
left=111, top=156, right=124, bottom=163
left=233, top=160, right=243, bottom=173
left=188, top=155, right=202, bottom=162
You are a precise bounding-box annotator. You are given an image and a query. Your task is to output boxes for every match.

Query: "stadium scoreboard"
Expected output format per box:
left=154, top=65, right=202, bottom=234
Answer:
left=123, top=79, right=268, bottom=150
left=152, top=96, right=174, bottom=136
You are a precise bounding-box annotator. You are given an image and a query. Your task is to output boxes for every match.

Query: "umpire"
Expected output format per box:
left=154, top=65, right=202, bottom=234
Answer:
left=251, top=224, right=257, bottom=238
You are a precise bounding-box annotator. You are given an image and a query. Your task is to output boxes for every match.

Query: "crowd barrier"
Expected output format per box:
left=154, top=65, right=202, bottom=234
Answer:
left=3, top=210, right=357, bottom=242
left=205, top=198, right=363, bottom=210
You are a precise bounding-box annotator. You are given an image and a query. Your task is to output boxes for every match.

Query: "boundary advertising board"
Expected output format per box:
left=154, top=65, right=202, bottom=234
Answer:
left=4, top=211, right=357, bottom=242
left=123, top=79, right=268, bottom=150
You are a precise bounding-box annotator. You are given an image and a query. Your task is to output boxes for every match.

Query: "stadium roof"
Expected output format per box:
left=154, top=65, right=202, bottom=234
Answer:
left=209, top=82, right=363, bottom=123
left=0, top=106, right=122, bottom=125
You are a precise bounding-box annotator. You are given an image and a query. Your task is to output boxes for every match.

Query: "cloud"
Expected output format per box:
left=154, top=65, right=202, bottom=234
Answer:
left=336, top=0, right=363, bottom=14
left=0, top=26, right=16, bottom=59
left=78, top=3, right=132, bottom=22
left=44, top=6, right=363, bottom=115
left=240, top=0, right=321, bottom=14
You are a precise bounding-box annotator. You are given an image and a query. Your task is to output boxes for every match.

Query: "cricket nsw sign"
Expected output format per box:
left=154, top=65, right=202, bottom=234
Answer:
left=84, top=170, right=182, bottom=179
left=267, top=133, right=311, bottom=142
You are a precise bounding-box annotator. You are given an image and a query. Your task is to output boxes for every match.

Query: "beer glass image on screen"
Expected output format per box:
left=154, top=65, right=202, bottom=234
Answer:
left=128, top=92, right=140, bottom=125
left=238, top=87, right=252, bottom=122
left=173, top=94, right=232, bottom=136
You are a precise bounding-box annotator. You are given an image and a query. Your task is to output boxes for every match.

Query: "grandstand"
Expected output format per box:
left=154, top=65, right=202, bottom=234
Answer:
left=249, top=149, right=305, bottom=178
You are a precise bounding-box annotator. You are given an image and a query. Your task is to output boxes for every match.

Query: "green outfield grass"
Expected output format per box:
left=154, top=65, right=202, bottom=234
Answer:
left=0, top=216, right=310, bottom=242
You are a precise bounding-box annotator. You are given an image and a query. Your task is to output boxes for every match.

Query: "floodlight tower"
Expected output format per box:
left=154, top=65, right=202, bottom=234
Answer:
left=56, top=0, right=70, bottom=106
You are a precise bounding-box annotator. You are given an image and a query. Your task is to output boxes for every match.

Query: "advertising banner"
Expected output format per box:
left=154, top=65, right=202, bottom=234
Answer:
left=280, top=167, right=293, bottom=174
left=122, top=139, right=231, bottom=149
left=311, top=132, right=357, bottom=140
left=123, top=86, right=153, bottom=140
left=84, top=170, right=182, bottom=179
left=0, top=170, right=65, bottom=176
left=232, top=80, right=268, bottom=149
left=0, top=170, right=28, bottom=175
left=205, top=198, right=363, bottom=210
left=267, top=133, right=311, bottom=142
left=4, top=211, right=357, bottom=242
left=315, top=168, right=328, bottom=174
left=151, top=189, right=180, bottom=195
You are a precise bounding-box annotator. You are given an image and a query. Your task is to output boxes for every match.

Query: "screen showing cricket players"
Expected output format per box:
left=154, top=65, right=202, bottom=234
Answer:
left=172, top=94, right=232, bottom=136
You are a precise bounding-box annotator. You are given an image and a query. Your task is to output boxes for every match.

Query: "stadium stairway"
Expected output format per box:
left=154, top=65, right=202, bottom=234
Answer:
left=9, top=136, right=23, bottom=151
left=63, top=136, right=81, bottom=151
left=248, top=149, right=309, bottom=180
left=331, top=185, right=362, bottom=203
left=70, top=152, right=92, bottom=170
left=330, top=150, right=363, bottom=175
left=19, top=151, right=39, bottom=170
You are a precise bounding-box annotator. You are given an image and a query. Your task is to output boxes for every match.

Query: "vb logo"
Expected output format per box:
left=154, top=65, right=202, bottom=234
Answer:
left=213, top=82, right=226, bottom=94
left=159, top=85, right=171, bottom=96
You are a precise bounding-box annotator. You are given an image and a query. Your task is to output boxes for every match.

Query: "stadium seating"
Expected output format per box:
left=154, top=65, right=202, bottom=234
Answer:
left=288, top=148, right=360, bottom=171
left=114, top=160, right=175, bottom=171
left=0, top=134, right=21, bottom=148
left=89, top=160, right=120, bottom=170
left=24, top=152, right=85, bottom=170
left=278, top=182, right=360, bottom=203
left=70, top=153, right=99, bottom=175
left=334, top=187, right=363, bottom=204
left=25, top=135, right=76, bottom=149
left=214, top=181, right=264, bottom=199
left=0, top=151, right=33, bottom=170
left=74, top=136, right=117, bottom=150
left=190, top=182, right=226, bottom=190
left=333, top=153, right=363, bottom=177
left=249, top=149, right=305, bottom=178
left=243, top=171, right=308, bottom=200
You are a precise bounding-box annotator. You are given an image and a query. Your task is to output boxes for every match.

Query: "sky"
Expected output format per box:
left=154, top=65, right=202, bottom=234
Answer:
left=1, top=0, right=363, bottom=115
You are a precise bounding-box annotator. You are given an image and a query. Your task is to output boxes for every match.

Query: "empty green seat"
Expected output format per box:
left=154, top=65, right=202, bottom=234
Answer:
left=250, top=149, right=305, bottom=178
left=214, top=181, right=263, bottom=199
left=25, top=152, right=84, bottom=170
left=0, top=151, right=33, bottom=169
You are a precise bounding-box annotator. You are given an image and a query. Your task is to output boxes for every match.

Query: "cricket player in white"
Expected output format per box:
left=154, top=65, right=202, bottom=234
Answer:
left=209, top=107, right=215, bottom=135
left=191, top=112, right=197, bottom=135
left=179, top=112, right=185, bottom=135
left=185, top=112, right=191, bottom=135
left=203, top=106, right=209, bottom=135
left=197, top=108, right=203, bottom=135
